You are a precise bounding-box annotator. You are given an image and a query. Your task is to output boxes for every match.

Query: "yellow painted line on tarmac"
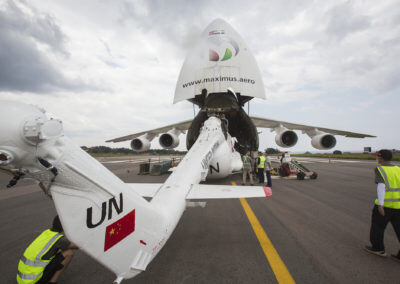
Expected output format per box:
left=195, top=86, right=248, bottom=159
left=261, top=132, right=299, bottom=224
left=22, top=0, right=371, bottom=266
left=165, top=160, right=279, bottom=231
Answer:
left=232, top=182, right=295, bottom=284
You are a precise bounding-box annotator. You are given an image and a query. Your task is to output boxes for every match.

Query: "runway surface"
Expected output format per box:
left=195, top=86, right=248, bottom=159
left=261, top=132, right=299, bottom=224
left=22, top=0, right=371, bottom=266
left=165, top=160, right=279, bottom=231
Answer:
left=1, top=156, right=399, bottom=283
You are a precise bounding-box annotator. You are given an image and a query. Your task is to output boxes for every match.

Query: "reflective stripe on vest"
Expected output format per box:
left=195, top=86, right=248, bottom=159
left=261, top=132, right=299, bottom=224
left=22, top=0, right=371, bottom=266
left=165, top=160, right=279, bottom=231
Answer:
left=374, top=166, right=400, bottom=209
left=17, top=270, right=42, bottom=280
left=257, top=156, right=266, bottom=168
left=17, top=230, right=63, bottom=283
left=20, top=255, right=48, bottom=267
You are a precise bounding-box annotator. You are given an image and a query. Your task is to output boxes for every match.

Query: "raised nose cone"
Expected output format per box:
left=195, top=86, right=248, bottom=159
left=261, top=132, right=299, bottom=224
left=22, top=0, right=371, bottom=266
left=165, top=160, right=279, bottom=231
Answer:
left=206, top=18, right=231, bottom=30
left=174, top=19, right=266, bottom=104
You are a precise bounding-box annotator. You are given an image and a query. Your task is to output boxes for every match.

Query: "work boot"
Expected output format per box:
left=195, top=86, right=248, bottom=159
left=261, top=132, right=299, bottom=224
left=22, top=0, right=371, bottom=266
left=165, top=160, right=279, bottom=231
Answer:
left=364, top=245, right=387, bottom=257
left=391, top=251, right=400, bottom=263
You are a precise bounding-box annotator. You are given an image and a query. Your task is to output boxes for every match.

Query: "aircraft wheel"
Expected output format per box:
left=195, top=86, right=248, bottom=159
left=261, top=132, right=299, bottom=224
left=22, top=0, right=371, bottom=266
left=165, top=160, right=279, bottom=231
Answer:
left=279, top=167, right=288, bottom=177
left=297, top=172, right=305, bottom=180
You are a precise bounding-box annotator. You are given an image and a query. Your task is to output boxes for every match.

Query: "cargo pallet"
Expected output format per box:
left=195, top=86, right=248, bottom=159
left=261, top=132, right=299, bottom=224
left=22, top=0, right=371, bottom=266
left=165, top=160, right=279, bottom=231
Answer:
left=138, top=157, right=181, bottom=176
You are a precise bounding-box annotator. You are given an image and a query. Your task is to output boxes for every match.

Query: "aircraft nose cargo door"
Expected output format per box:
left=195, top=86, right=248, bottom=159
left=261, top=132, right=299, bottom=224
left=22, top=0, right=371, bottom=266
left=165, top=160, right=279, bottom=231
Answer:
left=195, top=66, right=240, bottom=95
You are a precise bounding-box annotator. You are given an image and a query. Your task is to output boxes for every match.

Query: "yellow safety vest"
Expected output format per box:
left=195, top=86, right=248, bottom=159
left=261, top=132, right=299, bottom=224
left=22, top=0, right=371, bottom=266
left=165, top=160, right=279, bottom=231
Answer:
left=242, top=156, right=251, bottom=168
left=257, top=156, right=266, bottom=169
left=375, top=166, right=400, bottom=209
left=17, top=229, right=63, bottom=284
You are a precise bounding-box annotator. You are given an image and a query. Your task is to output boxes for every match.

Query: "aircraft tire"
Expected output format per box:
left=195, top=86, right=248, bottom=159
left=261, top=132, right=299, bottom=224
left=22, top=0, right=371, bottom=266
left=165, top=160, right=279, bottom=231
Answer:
left=297, top=172, right=305, bottom=180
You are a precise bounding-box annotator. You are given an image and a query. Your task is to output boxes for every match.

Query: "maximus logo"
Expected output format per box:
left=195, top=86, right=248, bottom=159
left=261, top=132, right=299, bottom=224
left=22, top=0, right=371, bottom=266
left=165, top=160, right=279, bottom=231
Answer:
left=87, top=193, right=123, bottom=229
left=208, top=34, right=240, bottom=62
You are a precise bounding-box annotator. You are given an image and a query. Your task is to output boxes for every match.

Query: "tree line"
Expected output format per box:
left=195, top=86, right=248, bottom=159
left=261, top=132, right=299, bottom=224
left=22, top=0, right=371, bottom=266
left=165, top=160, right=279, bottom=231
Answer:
left=81, top=146, right=187, bottom=155
left=265, top=147, right=344, bottom=154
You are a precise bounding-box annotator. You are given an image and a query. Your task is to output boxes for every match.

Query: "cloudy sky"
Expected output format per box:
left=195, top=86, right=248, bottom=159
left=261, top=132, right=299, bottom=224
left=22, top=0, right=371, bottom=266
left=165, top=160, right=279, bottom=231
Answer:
left=1, top=0, right=399, bottom=152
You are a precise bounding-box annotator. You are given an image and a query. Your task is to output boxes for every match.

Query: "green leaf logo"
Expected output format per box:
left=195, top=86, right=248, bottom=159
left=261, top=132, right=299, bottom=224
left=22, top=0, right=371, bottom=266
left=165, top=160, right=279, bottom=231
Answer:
left=208, top=32, right=239, bottom=62
left=221, top=48, right=232, bottom=61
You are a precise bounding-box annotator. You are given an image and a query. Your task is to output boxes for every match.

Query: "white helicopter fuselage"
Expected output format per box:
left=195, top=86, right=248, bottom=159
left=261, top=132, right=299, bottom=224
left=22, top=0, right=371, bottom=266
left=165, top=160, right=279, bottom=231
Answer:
left=0, top=100, right=241, bottom=281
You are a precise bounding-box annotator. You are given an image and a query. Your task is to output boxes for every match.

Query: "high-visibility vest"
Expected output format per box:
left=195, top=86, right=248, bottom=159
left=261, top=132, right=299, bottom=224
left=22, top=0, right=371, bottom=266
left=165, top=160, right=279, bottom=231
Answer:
left=242, top=156, right=251, bottom=168
left=257, top=156, right=266, bottom=169
left=375, top=165, right=400, bottom=209
left=17, top=229, right=63, bottom=284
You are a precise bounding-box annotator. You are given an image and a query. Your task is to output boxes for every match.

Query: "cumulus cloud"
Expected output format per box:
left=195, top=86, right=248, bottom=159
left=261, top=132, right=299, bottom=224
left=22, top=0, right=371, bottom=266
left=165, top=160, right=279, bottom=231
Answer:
left=2, top=0, right=399, bottom=151
left=118, top=0, right=209, bottom=51
left=325, top=2, right=371, bottom=41
left=0, top=0, right=94, bottom=93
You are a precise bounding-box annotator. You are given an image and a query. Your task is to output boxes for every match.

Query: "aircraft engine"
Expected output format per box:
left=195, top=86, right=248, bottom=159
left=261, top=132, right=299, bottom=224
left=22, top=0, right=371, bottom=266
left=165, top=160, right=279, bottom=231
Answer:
left=311, top=133, right=337, bottom=150
left=274, top=126, right=298, bottom=148
left=130, top=135, right=151, bottom=152
left=159, top=130, right=180, bottom=149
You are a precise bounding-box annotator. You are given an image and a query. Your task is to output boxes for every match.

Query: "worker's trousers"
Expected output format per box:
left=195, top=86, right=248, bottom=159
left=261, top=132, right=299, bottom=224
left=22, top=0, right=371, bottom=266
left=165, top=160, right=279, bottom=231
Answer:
left=369, top=205, right=400, bottom=251
left=257, top=168, right=264, bottom=183
left=242, top=168, right=254, bottom=185
left=265, top=170, right=272, bottom=187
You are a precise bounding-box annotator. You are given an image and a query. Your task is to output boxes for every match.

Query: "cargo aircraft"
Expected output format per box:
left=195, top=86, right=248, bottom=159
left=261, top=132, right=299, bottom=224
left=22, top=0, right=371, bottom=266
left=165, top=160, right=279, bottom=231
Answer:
left=107, top=19, right=375, bottom=179
left=0, top=19, right=373, bottom=283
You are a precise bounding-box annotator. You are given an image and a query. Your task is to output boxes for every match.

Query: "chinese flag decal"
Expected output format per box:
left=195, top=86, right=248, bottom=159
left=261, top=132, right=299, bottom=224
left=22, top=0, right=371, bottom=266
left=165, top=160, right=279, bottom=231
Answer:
left=104, top=210, right=135, bottom=252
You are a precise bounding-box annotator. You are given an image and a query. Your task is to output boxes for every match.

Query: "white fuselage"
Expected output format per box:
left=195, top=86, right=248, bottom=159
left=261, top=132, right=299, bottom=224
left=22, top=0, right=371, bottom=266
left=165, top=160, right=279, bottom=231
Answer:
left=151, top=116, right=226, bottom=229
left=206, top=133, right=242, bottom=179
left=0, top=100, right=238, bottom=281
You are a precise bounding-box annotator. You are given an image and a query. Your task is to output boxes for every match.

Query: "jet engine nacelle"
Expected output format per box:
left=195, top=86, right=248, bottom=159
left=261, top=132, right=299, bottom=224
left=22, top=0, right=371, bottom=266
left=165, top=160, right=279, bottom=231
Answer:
left=274, top=126, right=298, bottom=148
left=311, top=133, right=337, bottom=150
left=130, top=135, right=151, bottom=152
left=159, top=129, right=181, bottom=149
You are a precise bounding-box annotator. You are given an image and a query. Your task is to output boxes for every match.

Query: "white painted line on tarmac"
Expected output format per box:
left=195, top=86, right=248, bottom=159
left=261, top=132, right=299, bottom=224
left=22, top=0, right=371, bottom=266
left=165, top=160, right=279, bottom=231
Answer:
left=270, top=176, right=300, bottom=180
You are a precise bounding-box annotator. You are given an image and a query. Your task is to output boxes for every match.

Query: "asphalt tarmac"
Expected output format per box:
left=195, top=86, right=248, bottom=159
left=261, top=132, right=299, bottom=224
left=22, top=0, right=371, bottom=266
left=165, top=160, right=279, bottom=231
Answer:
left=1, top=156, right=399, bottom=283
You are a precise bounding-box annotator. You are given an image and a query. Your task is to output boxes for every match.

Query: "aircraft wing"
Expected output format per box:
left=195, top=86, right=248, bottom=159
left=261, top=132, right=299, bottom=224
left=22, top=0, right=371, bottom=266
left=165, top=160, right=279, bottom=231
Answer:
left=106, top=119, right=193, bottom=143
left=128, top=183, right=271, bottom=199
left=250, top=116, right=375, bottom=138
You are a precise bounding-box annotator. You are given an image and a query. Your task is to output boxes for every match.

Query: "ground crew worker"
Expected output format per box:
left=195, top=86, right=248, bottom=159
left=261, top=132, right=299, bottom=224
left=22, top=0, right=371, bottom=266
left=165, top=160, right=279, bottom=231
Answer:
left=264, top=152, right=272, bottom=188
left=280, top=152, right=285, bottom=164
left=17, top=216, right=78, bottom=284
left=364, top=149, right=400, bottom=262
left=256, top=151, right=266, bottom=184
left=242, top=151, right=254, bottom=185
